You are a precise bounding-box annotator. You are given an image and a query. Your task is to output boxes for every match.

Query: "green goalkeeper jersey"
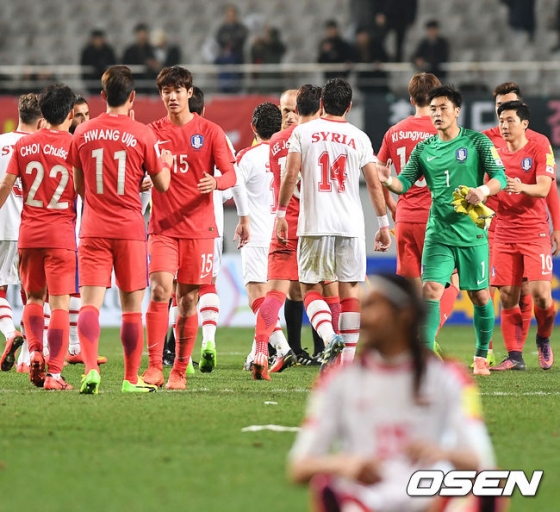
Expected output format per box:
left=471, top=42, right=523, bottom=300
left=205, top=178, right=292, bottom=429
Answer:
left=398, top=127, right=506, bottom=247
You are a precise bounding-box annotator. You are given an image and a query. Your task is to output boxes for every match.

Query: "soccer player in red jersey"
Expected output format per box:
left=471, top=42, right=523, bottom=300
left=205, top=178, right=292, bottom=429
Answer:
left=482, top=82, right=560, bottom=365
left=143, top=66, right=236, bottom=390
left=0, top=84, right=77, bottom=390
left=68, top=66, right=171, bottom=394
left=490, top=101, right=556, bottom=371
left=376, top=72, right=459, bottom=340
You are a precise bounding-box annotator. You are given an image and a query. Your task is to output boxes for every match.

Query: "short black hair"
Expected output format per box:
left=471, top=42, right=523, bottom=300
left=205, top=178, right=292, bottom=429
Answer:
left=134, top=23, right=149, bottom=33
left=156, top=66, right=193, bottom=92
left=91, top=29, right=105, bottom=38
left=38, top=83, right=75, bottom=125
left=102, top=66, right=135, bottom=107
left=188, top=86, right=205, bottom=115
left=18, top=93, right=42, bottom=125
left=74, top=94, right=89, bottom=107
left=321, top=78, right=352, bottom=116
left=252, top=102, right=281, bottom=140
left=296, top=84, right=321, bottom=117
left=497, top=100, right=530, bottom=123
left=426, top=19, right=439, bottom=29
left=325, top=19, right=338, bottom=29
left=428, top=85, right=462, bottom=109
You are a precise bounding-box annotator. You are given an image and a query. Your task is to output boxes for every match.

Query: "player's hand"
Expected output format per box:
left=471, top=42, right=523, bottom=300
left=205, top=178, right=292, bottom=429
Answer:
left=505, top=176, right=523, bottom=195
left=376, top=158, right=392, bottom=183
left=404, top=440, right=445, bottom=467
left=198, top=172, right=217, bottom=194
left=161, top=149, right=173, bottom=168
left=233, top=219, right=250, bottom=249
left=336, top=455, right=382, bottom=485
left=464, top=186, right=485, bottom=205
left=374, top=228, right=391, bottom=252
left=140, top=176, right=153, bottom=192
left=276, top=217, right=288, bottom=245
left=552, top=230, right=560, bottom=256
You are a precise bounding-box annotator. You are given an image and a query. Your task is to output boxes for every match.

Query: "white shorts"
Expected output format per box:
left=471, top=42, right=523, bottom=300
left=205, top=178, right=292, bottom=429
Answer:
left=213, top=236, right=223, bottom=278
left=241, top=245, right=269, bottom=285
left=0, top=241, right=19, bottom=285
left=297, top=236, right=365, bottom=284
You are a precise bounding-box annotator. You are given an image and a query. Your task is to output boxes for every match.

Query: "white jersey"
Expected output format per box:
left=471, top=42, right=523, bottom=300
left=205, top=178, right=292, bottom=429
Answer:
left=288, top=117, right=376, bottom=238
left=232, top=142, right=275, bottom=247
left=0, top=131, right=28, bottom=240
left=289, top=353, right=495, bottom=510
left=213, top=135, right=235, bottom=238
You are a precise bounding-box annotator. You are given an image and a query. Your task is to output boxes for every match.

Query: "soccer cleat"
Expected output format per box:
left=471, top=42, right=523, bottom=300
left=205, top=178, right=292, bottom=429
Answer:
left=473, top=356, right=491, bottom=376
left=0, top=331, right=24, bottom=371
left=487, top=349, right=497, bottom=367
left=44, top=374, right=73, bottom=390
left=17, top=362, right=30, bottom=374
left=296, top=349, right=321, bottom=366
left=321, top=334, right=345, bottom=372
left=162, top=349, right=175, bottom=367
left=186, top=360, right=195, bottom=375
left=165, top=369, right=187, bottom=390
left=433, top=341, right=443, bottom=360
left=252, top=352, right=271, bottom=381
left=141, top=366, right=165, bottom=388
left=270, top=349, right=297, bottom=373
left=243, top=358, right=253, bottom=371
left=66, top=353, right=108, bottom=365
left=536, top=336, right=553, bottom=370
left=491, top=357, right=526, bottom=371
left=29, top=351, right=46, bottom=387
left=80, top=369, right=101, bottom=394
left=199, top=341, right=217, bottom=373
left=122, top=376, right=157, bottom=393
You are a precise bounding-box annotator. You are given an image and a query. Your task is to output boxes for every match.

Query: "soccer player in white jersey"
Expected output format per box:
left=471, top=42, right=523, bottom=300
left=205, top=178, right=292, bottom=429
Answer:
left=0, top=94, right=43, bottom=372
left=276, top=78, right=391, bottom=369
left=232, top=102, right=294, bottom=380
left=288, top=273, right=499, bottom=512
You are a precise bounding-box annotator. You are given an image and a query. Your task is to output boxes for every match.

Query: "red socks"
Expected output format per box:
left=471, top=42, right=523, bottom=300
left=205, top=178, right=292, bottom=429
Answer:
left=47, top=309, right=69, bottom=374
left=439, top=283, right=459, bottom=329
left=255, top=291, right=286, bottom=353
left=325, top=296, right=341, bottom=334
left=519, top=293, right=533, bottom=343
left=501, top=307, right=523, bottom=353
left=174, top=313, right=198, bottom=373
left=535, top=303, right=556, bottom=338
left=121, top=312, right=143, bottom=383
left=145, top=300, right=170, bottom=370
left=22, top=303, right=44, bottom=354
left=77, top=305, right=101, bottom=373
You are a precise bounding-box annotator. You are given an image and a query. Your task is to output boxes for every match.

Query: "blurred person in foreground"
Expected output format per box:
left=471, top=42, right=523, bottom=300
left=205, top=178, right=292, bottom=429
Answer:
left=288, top=273, right=504, bottom=512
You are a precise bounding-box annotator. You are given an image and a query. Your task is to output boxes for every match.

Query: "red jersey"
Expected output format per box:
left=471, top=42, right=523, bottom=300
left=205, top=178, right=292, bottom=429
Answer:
left=68, top=113, right=164, bottom=240
left=148, top=114, right=236, bottom=239
left=377, top=115, right=435, bottom=223
left=495, top=139, right=554, bottom=242
left=269, top=125, right=300, bottom=240
left=482, top=126, right=559, bottom=230
left=7, top=129, right=76, bottom=250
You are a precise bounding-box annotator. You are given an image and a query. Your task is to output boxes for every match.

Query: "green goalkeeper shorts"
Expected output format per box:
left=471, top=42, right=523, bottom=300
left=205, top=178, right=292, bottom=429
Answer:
left=421, top=240, right=490, bottom=291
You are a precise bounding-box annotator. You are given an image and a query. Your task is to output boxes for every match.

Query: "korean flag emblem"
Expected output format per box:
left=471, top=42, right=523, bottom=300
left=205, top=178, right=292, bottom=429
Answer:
left=521, top=157, right=532, bottom=172
left=455, top=148, right=468, bottom=162
left=191, top=134, right=204, bottom=149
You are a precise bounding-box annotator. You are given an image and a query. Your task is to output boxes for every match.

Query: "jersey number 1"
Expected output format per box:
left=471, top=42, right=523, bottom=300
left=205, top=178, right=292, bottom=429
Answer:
left=92, top=148, right=126, bottom=195
left=318, top=152, right=347, bottom=193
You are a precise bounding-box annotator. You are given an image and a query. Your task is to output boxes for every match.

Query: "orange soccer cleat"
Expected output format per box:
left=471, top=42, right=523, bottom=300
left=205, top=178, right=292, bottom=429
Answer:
left=29, top=351, right=46, bottom=387
left=142, top=366, right=165, bottom=387
left=165, top=369, right=186, bottom=390
left=473, top=356, right=491, bottom=376
left=44, top=374, right=73, bottom=391
left=66, top=353, right=108, bottom=365
left=0, top=331, right=24, bottom=371
left=252, top=353, right=271, bottom=381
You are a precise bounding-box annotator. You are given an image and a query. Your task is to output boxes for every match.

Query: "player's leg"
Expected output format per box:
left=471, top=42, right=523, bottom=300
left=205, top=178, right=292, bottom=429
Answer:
left=77, top=238, right=113, bottom=394
left=145, top=234, right=178, bottom=383
left=285, top=281, right=304, bottom=354
left=519, top=279, right=533, bottom=347
left=198, top=235, right=224, bottom=372
left=458, top=245, right=494, bottom=376
left=246, top=281, right=272, bottom=380
left=490, top=243, right=525, bottom=371
left=526, top=242, right=555, bottom=370
left=421, top=241, right=455, bottom=350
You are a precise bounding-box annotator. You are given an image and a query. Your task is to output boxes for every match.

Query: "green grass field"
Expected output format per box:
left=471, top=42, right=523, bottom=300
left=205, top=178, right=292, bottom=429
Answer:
left=0, top=326, right=558, bottom=512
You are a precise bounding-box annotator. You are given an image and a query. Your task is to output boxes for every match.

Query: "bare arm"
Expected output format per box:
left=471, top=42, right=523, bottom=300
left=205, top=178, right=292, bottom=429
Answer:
left=376, top=158, right=405, bottom=194
left=363, top=162, right=387, bottom=216
left=151, top=149, right=173, bottom=193
left=0, top=173, right=17, bottom=209
left=505, top=175, right=552, bottom=198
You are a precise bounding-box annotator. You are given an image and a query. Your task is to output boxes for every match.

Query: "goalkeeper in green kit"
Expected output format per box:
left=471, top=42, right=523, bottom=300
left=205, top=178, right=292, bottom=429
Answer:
left=377, top=85, right=507, bottom=375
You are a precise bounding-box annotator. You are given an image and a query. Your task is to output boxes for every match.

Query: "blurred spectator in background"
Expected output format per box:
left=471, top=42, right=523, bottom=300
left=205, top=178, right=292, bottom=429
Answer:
left=317, top=19, right=353, bottom=81
left=122, top=23, right=158, bottom=94
left=151, top=28, right=181, bottom=70
left=80, top=29, right=116, bottom=94
left=215, top=5, right=248, bottom=93
left=379, top=0, right=417, bottom=62
left=502, top=0, right=536, bottom=42
left=412, top=20, right=449, bottom=80
left=352, top=26, right=389, bottom=94
left=251, top=26, right=286, bottom=92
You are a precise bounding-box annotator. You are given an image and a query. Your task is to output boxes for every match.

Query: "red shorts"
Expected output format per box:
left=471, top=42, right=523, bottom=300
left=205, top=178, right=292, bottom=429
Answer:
left=395, top=222, right=426, bottom=279
left=491, top=240, right=553, bottom=286
left=267, top=238, right=299, bottom=281
left=487, top=228, right=495, bottom=267
left=19, top=248, right=77, bottom=295
left=148, top=234, right=214, bottom=285
left=79, top=238, right=148, bottom=292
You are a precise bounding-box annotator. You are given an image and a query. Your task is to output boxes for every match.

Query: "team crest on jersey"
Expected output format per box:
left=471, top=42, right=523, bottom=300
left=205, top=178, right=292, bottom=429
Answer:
left=191, top=134, right=204, bottom=149
left=455, top=148, right=468, bottom=162
left=521, top=157, right=532, bottom=172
